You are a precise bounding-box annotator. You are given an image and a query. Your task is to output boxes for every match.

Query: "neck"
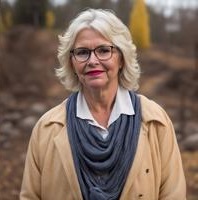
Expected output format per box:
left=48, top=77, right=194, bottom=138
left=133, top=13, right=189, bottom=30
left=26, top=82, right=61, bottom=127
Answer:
left=82, top=84, right=118, bottom=128
left=82, top=84, right=118, bottom=113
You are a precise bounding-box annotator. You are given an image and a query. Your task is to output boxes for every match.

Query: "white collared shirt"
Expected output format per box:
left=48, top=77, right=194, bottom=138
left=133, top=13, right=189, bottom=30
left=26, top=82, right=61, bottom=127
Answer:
left=76, top=86, right=135, bottom=139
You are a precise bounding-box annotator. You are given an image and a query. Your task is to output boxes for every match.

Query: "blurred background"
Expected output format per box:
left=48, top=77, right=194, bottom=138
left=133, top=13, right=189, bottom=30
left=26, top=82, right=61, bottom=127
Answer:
left=0, top=0, right=198, bottom=199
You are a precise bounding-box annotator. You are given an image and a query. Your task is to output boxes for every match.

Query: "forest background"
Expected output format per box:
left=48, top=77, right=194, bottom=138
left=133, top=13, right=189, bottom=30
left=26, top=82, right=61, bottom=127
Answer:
left=0, top=0, right=198, bottom=199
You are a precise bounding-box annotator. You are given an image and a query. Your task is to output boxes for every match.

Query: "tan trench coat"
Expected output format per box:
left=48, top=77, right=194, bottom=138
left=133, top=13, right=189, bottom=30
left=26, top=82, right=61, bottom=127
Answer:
left=20, top=95, right=186, bottom=200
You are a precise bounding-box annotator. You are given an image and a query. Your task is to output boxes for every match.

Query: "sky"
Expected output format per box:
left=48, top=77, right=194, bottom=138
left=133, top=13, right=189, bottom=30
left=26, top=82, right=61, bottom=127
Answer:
left=145, top=0, right=198, bottom=17
left=145, top=0, right=198, bottom=9
left=3, top=0, right=198, bottom=9
left=52, top=0, right=198, bottom=8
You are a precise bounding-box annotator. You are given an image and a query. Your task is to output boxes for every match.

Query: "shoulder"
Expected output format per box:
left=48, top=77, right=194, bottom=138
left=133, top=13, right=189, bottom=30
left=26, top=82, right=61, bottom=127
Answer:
left=39, top=100, right=66, bottom=125
left=138, top=94, right=171, bottom=125
left=26, top=100, right=68, bottom=169
left=32, top=100, right=67, bottom=136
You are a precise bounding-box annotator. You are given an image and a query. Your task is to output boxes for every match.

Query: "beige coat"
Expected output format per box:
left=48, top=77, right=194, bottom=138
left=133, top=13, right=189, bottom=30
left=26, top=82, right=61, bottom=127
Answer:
left=20, top=95, right=186, bottom=200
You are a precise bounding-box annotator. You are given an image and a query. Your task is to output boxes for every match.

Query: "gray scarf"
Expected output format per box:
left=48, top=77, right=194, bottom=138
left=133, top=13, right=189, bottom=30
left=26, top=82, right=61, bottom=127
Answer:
left=66, top=91, right=141, bottom=200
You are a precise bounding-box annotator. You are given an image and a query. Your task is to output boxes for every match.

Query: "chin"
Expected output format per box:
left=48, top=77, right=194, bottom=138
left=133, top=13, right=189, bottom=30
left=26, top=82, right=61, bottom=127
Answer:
left=84, top=82, right=109, bottom=90
left=85, top=79, right=108, bottom=88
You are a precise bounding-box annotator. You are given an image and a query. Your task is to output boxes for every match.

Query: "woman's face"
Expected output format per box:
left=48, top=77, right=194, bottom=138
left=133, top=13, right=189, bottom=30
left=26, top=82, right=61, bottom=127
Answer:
left=70, top=28, right=122, bottom=91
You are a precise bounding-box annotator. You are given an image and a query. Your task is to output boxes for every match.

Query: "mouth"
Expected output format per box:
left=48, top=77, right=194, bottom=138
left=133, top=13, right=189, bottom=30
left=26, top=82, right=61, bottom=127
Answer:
left=85, top=70, right=104, bottom=76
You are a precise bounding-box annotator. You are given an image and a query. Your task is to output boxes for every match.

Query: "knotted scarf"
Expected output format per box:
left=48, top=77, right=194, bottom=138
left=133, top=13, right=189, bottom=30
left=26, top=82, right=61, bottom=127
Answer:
left=66, top=91, right=141, bottom=200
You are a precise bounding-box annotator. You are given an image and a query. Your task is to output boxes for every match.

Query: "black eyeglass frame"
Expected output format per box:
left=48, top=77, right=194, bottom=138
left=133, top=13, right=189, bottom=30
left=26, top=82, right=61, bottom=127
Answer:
left=70, top=45, right=118, bottom=63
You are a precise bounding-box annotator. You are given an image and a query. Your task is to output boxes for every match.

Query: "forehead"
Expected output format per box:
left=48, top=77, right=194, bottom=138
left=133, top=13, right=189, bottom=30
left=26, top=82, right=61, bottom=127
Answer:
left=74, top=28, right=111, bottom=47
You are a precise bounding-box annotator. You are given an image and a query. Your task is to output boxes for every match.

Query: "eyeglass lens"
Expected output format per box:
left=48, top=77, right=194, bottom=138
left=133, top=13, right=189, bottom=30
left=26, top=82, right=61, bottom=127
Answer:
left=72, top=46, right=114, bottom=62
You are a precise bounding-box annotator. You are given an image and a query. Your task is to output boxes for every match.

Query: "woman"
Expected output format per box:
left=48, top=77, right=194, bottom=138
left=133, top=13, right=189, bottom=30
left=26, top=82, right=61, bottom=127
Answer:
left=20, top=8, right=186, bottom=200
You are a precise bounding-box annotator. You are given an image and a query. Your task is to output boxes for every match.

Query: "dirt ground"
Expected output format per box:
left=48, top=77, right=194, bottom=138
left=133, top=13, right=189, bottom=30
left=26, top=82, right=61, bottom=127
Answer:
left=0, top=27, right=198, bottom=199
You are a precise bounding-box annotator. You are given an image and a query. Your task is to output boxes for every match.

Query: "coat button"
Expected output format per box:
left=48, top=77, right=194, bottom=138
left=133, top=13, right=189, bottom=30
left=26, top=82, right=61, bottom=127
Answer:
left=146, top=168, right=149, bottom=173
left=138, top=194, right=143, bottom=198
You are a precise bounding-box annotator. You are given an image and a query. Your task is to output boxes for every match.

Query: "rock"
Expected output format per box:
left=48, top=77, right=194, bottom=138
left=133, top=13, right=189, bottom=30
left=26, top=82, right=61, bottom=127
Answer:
left=4, top=112, right=22, bottom=122
left=2, top=141, right=12, bottom=149
left=20, top=116, right=38, bottom=130
left=0, top=134, right=7, bottom=143
left=30, top=102, right=47, bottom=115
left=0, top=122, right=13, bottom=135
left=186, top=122, right=198, bottom=134
left=0, top=121, right=20, bottom=136
left=181, top=133, right=198, bottom=151
left=0, top=92, right=17, bottom=109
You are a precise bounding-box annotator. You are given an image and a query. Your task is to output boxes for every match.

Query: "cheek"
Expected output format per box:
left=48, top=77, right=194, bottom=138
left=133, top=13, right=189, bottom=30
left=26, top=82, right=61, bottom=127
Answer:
left=70, top=59, right=79, bottom=73
left=71, top=62, right=85, bottom=76
left=111, top=57, right=122, bottom=72
left=118, top=53, right=124, bottom=67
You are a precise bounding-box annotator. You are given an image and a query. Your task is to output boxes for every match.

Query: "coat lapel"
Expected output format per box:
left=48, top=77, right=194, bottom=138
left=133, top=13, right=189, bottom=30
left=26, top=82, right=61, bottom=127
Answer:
left=54, top=126, right=83, bottom=200
left=119, top=123, right=147, bottom=200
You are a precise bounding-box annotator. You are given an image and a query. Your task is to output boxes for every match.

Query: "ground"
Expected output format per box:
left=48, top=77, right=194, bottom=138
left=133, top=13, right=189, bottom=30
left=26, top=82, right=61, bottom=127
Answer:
left=0, top=27, right=198, bottom=199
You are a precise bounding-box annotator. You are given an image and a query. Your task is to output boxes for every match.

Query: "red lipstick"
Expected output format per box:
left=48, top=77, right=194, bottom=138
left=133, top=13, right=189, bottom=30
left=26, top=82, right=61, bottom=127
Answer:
left=86, top=70, right=104, bottom=76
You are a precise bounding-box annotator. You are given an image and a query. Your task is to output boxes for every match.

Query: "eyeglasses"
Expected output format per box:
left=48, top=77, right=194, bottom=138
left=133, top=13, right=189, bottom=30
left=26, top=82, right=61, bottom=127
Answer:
left=70, top=45, right=117, bottom=63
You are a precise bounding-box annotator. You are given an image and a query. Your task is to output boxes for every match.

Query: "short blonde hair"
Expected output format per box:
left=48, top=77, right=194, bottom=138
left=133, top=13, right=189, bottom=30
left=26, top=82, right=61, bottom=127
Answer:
left=56, top=8, right=140, bottom=92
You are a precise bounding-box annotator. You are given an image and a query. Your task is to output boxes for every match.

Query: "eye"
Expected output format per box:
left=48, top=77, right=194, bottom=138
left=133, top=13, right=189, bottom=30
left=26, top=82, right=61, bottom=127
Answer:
left=96, top=46, right=111, bottom=54
left=75, top=48, right=89, bottom=56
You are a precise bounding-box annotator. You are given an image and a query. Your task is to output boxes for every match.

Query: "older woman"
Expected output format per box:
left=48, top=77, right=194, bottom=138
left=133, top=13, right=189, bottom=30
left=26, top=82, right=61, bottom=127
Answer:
left=20, top=8, right=186, bottom=200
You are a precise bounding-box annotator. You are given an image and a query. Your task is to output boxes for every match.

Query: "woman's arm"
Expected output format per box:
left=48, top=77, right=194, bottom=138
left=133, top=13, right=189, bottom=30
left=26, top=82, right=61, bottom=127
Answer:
left=20, top=124, right=41, bottom=200
left=158, top=116, right=186, bottom=200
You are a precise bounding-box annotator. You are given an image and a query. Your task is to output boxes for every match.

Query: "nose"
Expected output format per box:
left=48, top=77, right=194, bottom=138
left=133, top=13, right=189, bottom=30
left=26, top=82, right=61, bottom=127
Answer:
left=87, top=51, right=99, bottom=64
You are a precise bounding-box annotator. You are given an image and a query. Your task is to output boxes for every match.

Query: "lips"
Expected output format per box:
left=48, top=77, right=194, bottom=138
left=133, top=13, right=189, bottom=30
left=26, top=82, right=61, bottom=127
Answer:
left=85, top=70, right=104, bottom=76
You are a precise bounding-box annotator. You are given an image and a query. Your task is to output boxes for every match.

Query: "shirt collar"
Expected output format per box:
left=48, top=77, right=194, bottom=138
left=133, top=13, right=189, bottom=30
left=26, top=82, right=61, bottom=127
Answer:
left=76, top=86, right=135, bottom=128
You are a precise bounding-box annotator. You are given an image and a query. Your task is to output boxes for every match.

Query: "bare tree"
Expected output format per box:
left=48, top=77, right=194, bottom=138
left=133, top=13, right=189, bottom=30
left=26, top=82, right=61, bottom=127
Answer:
left=116, top=0, right=132, bottom=25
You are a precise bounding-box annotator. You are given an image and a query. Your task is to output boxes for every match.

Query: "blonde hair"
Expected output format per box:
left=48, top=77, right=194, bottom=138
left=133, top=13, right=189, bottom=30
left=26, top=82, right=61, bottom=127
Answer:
left=56, top=8, right=140, bottom=91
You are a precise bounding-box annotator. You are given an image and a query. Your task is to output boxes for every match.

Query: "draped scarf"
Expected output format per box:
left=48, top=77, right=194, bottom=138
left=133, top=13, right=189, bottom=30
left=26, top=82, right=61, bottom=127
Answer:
left=66, top=91, right=141, bottom=200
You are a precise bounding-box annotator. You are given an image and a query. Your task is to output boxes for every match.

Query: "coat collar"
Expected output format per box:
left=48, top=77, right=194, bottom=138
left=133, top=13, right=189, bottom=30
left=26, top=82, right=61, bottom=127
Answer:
left=139, top=95, right=167, bottom=126
left=46, top=95, right=167, bottom=126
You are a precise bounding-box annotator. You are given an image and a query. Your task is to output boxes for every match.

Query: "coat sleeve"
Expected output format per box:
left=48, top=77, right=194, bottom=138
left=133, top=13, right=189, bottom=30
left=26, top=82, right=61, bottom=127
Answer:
left=20, top=122, right=41, bottom=200
left=157, top=113, right=186, bottom=200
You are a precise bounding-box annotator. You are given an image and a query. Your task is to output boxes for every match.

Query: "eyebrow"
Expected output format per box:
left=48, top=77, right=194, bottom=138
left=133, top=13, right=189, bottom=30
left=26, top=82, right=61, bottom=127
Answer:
left=73, top=44, right=113, bottom=49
